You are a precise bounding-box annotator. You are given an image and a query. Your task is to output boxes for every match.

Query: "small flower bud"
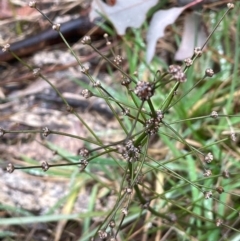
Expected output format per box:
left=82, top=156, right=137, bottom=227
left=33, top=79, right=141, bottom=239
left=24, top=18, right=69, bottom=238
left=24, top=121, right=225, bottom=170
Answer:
left=216, top=186, right=224, bottom=194
left=122, top=207, right=128, bottom=216
left=98, top=230, right=108, bottom=239
left=41, top=161, right=49, bottom=171
left=29, top=1, right=36, bottom=8
left=33, top=68, right=40, bottom=77
left=126, top=187, right=132, bottom=194
left=204, top=191, right=212, bottom=199
left=204, top=152, right=213, bottom=164
left=121, top=77, right=131, bottom=86
left=52, top=24, right=61, bottom=31
left=205, top=68, right=214, bottom=77
left=81, top=36, right=91, bottom=45
left=168, top=65, right=186, bottom=82
left=6, top=163, right=15, bottom=173
left=203, top=169, right=212, bottom=177
left=80, top=66, right=89, bottom=75
left=0, top=128, right=5, bottom=137
left=210, top=111, right=218, bottom=118
left=215, top=218, right=223, bottom=227
left=184, top=58, right=193, bottom=67
left=109, top=220, right=115, bottom=228
left=230, top=132, right=237, bottom=142
left=222, top=170, right=230, bottom=179
left=194, top=47, right=202, bottom=57
left=81, top=89, right=93, bottom=99
left=2, top=44, right=10, bottom=52
left=169, top=65, right=181, bottom=74
left=79, top=148, right=89, bottom=157
left=121, top=108, right=130, bottom=115
left=113, top=55, right=123, bottom=65
left=42, top=127, right=50, bottom=137
left=66, top=105, right=73, bottom=112
left=93, top=81, right=101, bottom=87
left=79, top=159, right=88, bottom=171
left=227, top=3, right=234, bottom=9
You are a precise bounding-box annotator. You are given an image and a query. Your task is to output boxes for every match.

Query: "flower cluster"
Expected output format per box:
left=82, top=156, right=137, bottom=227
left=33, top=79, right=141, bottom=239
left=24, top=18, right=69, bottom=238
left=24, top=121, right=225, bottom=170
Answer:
left=168, top=65, right=186, bottom=82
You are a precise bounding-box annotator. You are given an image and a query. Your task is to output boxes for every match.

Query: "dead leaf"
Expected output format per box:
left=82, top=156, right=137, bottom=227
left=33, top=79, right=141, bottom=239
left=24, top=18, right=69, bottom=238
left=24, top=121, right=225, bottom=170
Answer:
left=174, top=12, right=207, bottom=60
left=90, top=0, right=158, bottom=35
left=146, top=6, right=187, bottom=63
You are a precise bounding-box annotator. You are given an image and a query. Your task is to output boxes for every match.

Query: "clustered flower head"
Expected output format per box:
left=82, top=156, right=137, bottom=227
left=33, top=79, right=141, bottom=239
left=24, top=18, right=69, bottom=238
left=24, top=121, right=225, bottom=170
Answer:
left=145, top=110, right=164, bottom=135
left=204, top=152, right=213, bottom=163
left=134, top=81, right=154, bottom=100
left=205, top=68, right=214, bottom=77
left=2, top=43, right=10, bottom=52
left=184, top=58, right=193, bottom=67
left=121, top=76, right=131, bottom=86
left=168, top=65, right=186, bottom=82
left=114, top=55, right=123, bottom=65
left=52, top=23, right=61, bottom=31
left=81, top=89, right=93, bottom=99
left=79, top=148, right=90, bottom=157
left=81, top=35, right=91, bottom=45
left=210, top=111, right=218, bottom=118
left=122, top=140, right=141, bottom=162
left=194, top=47, right=203, bottom=57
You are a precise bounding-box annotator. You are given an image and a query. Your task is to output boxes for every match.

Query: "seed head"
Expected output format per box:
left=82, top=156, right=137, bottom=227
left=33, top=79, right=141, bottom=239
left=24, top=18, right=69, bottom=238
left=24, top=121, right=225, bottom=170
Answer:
left=52, top=24, right=61, bottom=31
left=79, top=148, right=89, bottom=157
left=2, top=44, right=10, bottom=52
left=33, top=68, right=40, bottom=77
left=194, top=47, right=202, bottom=57
left=184, top=58, right=193, bottom=67
left=204, top=191, right=212, bottom=199
left=41, top=161, right=49, bottom=171
left=81, top=89, right=93, bottom=99
left=134, top=81, right=154, bottom=100
left=210, top=111, right=218, bottom=119
left=203, top=169, right=212, bottom=177
left=109, top=220, right=115, bottom=228
left=227, top=3, right=234, bottom=9
left=81, top=36, right=91, bottom=45
left=215, top=218, right=223, bottom=227
left=126, top=187, right=132, bottom=194
left=205, top=68, right=214, bottom=77
left=230, top=132, right=237, bottom=142
left=93, top=81, right=101, bottom=87
left=204, top=152, right=213, bottom=164
left=168, top=65, right=186, bottom=82
left=222, top=170, right=230, bottom=179
left=113, top=55, right=123, bottom=65
left=80, top=66, right=89, bottom=75
left=98, top=230, right=108, bottom=239
left=0, top=128, right=5, bottom=137
left=6, top=163, right=15, bottom=173
left=42, top=127, right=50, bottom=137
left=79, top=159, right=88, bottom=171
left=29, top=1, right=36, bottom=8
left=122, top=207, right=128, bottom=216
left=216, top=186, right=224, bottom=194
left=121, top=77, right=131, bottom=86
left=122, top=140, right=141, bottom=162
